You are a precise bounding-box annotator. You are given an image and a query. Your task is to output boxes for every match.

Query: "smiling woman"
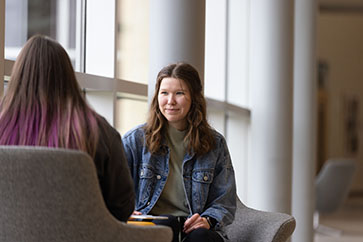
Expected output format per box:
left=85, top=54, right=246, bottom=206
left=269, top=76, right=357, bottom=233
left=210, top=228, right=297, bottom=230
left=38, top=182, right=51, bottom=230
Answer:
left=122, top=62, right=237, bottom=242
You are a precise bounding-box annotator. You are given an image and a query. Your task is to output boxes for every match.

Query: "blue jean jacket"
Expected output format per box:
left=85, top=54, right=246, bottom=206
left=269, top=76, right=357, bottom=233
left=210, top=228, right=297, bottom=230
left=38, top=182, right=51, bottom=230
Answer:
left=122, top=124, right=236, bottom=237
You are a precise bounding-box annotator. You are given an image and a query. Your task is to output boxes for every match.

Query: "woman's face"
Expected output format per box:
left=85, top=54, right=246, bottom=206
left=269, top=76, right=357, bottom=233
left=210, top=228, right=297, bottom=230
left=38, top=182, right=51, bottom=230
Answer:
left=158, top=77, right=192, bottom=130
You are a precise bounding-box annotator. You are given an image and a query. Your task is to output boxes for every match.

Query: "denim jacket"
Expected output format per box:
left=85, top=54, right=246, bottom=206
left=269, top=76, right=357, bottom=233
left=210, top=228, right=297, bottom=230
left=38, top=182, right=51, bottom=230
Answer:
left=122, top=124, right=236, bottom=237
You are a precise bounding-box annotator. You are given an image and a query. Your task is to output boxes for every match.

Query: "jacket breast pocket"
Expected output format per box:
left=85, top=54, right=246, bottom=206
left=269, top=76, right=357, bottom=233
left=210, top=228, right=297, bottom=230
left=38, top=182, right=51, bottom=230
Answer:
left=191, top=169, right=214, bottom=211
left=192, top=169, right=214, bottom=184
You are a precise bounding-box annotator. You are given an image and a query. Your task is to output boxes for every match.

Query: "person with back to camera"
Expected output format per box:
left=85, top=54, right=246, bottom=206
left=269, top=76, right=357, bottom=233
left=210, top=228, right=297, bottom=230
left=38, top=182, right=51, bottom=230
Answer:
left=122, top=62, right=236, bottom=242
left=0, top=35, right=135, bottom=222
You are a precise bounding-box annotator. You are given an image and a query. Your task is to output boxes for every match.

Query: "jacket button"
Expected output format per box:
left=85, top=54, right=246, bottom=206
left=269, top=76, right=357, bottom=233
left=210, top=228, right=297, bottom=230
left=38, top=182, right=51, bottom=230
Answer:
left=203, top=176, right=208, bottom=181
left=156, top=175, right=161, bottom=180
left=147, top=202, right=150, bottom=205
left=140, top=171, right=144, bottom=176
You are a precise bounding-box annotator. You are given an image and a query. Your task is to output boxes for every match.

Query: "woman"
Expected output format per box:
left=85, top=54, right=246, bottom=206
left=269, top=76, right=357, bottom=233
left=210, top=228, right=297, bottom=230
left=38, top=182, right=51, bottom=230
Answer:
left=122, top=62, right=236, bottom=242
left=0, top=35, right=134, bottom=222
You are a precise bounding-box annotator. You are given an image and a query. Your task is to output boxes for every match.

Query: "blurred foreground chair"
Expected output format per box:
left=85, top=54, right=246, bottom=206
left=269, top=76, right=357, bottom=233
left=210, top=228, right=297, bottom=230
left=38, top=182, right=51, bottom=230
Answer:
left=226, top=197, right=296, bottom=242
left=0, top=146, right=172, bottom=242
left=314, top=158, right=356, bottom=236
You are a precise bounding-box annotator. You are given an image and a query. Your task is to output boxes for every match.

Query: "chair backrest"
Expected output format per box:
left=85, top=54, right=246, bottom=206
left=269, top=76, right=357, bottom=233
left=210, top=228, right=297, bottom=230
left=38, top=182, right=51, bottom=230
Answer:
left=315, top=158, right=356, bottom=214
left=0, top=146, right=172, bottom=242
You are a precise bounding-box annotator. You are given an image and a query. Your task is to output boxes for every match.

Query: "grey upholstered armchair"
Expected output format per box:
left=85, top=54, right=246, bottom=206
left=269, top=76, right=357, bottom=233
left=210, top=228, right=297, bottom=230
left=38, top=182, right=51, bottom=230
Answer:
left=314, top=158, right=356, bottom=235
left=225, top=197, right=296, bottom=242
left=0, top=146, right=172, bottom=242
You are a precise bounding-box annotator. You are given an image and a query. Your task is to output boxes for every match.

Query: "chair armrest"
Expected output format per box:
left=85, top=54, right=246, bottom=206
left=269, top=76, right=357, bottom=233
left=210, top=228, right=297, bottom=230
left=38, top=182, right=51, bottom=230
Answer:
left=225, top=199, right=296, bottom=242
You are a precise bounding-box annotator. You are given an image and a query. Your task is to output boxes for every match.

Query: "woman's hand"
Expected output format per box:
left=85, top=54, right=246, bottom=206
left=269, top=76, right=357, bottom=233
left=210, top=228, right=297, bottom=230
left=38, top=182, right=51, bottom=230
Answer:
left=128, top=210, right=142, bottom=220
left=183, top=213, right=210, bottom=233
left=132, top=210, right=142, bottom=215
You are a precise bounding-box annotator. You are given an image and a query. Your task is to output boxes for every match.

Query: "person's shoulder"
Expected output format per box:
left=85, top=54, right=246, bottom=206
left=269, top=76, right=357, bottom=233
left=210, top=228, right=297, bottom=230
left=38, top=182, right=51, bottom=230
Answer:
left=96, top=116, right=121, bottom=142
left=97, top=116, right=118, bottom=133
left=122, top=123, right=146, bottom=139
left=207, top=128, right=229, bottom=152
left=210, top=128, right=226, bottom=142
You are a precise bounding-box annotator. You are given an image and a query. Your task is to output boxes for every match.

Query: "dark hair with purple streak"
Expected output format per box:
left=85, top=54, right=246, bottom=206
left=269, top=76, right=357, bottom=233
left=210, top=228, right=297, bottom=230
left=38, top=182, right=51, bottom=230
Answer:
left=0, top=35, right=100, bottom=157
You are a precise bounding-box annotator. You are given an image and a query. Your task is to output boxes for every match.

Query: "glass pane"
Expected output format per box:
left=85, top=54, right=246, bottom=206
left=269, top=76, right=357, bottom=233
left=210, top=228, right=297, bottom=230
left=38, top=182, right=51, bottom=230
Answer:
left=207, top=108, right=226, bottom=136
left=5, top=0, right=82, bottom=71
left=226, top=113, right=250, bottom=200
left=115, top=93, right=148, bottom=135
left=205, top=0, right=227, bottom=101
left=3, top=77, right=10, bottom=94
left=116, top=0, right=149, bottom=84
left=86, top=90, right=115, bottom=127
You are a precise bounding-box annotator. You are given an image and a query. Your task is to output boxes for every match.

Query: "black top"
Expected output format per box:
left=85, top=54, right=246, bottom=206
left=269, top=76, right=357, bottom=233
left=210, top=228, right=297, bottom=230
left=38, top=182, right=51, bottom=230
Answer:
left=94, top=117, right=135, bottom=222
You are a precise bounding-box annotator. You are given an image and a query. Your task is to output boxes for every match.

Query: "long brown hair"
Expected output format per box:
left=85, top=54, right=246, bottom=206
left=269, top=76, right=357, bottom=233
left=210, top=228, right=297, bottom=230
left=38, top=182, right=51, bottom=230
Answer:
left=144, top=62, right=215, bottom=156
left=0, top=35, right=100, bottom=157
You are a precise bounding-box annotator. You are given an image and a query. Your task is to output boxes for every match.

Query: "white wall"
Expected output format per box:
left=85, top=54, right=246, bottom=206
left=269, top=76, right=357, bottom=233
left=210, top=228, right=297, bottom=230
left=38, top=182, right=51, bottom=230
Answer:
left=317, top=13, right=363, bottom=192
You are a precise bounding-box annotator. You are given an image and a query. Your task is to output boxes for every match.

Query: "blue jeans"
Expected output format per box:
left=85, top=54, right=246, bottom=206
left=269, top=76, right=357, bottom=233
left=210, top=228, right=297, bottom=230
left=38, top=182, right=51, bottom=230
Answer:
left=152, top=215, right=223, bottom=242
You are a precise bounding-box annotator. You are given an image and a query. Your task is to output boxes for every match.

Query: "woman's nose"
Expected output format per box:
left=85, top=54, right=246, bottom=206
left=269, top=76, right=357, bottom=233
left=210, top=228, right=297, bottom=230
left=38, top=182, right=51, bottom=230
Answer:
left=167, top=95, right=176, bottom=104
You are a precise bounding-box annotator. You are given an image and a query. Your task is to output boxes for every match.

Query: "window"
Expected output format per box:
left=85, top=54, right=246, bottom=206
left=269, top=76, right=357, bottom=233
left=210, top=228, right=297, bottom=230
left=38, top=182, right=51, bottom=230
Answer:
left=2, top=2, right=251, bottom=195
left=5, top=0, right=82, bottom=70
left=115, top=0, right=149, bottom=133
left=205, top=0, right=251, bottom=199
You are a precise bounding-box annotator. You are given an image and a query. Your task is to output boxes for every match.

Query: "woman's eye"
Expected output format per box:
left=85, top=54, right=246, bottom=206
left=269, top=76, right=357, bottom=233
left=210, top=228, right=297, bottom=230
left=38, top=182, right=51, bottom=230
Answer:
left=160, top=91, right=168, bottom=95
left=176, top=91, right=184, bottom=95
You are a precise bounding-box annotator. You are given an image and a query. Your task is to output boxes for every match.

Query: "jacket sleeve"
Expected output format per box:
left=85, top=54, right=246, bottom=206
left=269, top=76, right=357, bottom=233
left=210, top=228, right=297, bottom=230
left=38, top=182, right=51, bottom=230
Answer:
left=201, top=136, right=237, bottom=229
left=100, top=130, right=135, bottom=222
left=121, top=131, right=142, bottom=208
left=122, top=135, right=138, bottom=181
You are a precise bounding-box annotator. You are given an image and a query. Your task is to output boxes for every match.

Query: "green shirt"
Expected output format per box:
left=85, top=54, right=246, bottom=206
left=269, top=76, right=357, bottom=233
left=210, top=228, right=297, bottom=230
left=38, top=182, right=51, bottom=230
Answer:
left=150, top=125, right=190, bottom=216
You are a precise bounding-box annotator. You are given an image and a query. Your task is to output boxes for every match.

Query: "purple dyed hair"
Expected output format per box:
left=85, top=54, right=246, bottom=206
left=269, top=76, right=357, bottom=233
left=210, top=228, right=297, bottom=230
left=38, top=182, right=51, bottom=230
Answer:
left=0, top=35, right=100, bottom=157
